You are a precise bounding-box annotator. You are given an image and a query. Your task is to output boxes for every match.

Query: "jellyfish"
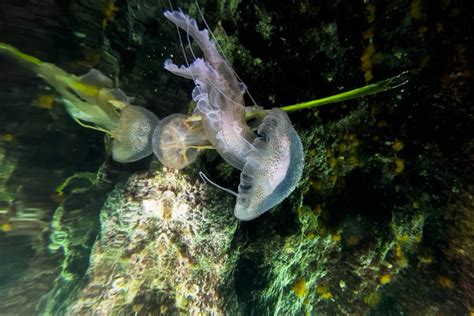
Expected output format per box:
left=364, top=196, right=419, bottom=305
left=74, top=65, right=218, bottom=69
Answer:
left=0, top=43, right=159, bottom=163
left=164, top=11, right=304, bottom=219
left=163, top=10, right=255, bottom=170
left=110, top=102, right=160, bottom=163
left=34, top=64, right=159, bottom=163
left=201, top=108, right=304, bottom=220
left=152, top=113, right=213, bottom=170
left=235, top=109, right=304, bottom=220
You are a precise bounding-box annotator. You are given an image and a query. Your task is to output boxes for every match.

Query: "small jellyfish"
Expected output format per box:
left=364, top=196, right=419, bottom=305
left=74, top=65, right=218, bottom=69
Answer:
left=152, top=113, right=212, bottom=170
left=0, top=43, right=159, bottom=163
left=112, top=104, right=160, bottom=163
left=36, top=65, right=160, bottom=163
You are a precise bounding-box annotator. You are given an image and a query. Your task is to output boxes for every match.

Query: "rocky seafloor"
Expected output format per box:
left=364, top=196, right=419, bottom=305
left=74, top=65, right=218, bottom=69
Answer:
left=0, top=0, right=472, bottom=315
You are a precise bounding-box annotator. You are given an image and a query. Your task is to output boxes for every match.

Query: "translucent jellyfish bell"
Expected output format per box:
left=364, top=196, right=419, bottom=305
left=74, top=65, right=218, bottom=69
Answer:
left=152, top=113, right=212, bottom=170
left=111, top=104, right=160, bottom=163
left=198, top=108, right=304, bottom=220
left=234, top=108, right=305, bottom=220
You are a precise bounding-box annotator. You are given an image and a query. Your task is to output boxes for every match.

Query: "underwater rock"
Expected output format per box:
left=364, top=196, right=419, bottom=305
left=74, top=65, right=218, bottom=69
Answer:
left=66, top=170, right=238, bottom=314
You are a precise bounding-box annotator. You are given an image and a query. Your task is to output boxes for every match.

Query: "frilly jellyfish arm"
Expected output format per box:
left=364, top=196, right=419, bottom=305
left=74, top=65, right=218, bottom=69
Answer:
left=35, top=64, right=124, bottom=132
left=1, top=42, right=160, bottom=164
left=164, top=11, right=255, bottom=170
left=163, top=10, right=241, bottom=94
left=78, top=68, right=113, bottom=88
left=164, top=58, right=214, bottom=84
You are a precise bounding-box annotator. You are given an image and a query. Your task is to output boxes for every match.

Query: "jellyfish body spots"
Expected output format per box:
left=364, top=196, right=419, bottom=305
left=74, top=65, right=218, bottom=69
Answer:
left=112, top=105, right=159, bottom=163
left=152, top=113, right=211, bottom=170
left=234, top=108, right=304, bottom=220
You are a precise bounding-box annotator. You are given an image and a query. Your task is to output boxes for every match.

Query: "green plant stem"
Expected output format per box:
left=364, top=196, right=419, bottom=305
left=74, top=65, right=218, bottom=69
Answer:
left=279, top=71, right=409, bottom=113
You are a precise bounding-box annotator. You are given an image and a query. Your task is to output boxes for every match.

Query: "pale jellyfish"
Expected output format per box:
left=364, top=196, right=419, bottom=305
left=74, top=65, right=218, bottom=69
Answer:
left=152, top=113, right=212, bottom=170
left=163, top=12, right=304, bottom=220
left=110, top=102, right=160, bottom=163
left=0, top=43, right=159, bottom=163
left=200, top=109, right=304, bottom=220
left=234, top=109, right=304, bottom=220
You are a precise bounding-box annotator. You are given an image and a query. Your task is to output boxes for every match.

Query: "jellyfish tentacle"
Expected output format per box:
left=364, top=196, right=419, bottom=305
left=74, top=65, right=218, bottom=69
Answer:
left=199, top=171, right=238, bottom=198
left=0, top=42, right=161, bottom=163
